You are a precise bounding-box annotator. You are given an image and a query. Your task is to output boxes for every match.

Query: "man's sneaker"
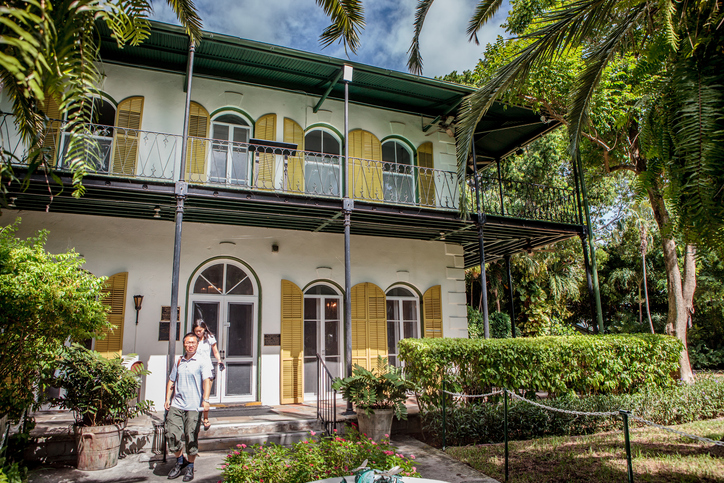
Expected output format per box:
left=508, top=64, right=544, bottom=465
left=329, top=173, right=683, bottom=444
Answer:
left=167, top=461, right=186, bottom=479
left=182, top=464, right=194, bottom=482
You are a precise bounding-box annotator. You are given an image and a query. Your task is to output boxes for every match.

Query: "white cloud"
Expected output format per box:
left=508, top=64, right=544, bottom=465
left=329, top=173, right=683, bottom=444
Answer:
left=149, top=0, right=509, bottom=77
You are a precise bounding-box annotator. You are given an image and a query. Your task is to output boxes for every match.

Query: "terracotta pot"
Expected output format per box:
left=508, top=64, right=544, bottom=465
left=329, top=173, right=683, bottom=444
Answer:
left=74, top=423, right=124, bottom=470
left=356, top=408, right=394, bottom=442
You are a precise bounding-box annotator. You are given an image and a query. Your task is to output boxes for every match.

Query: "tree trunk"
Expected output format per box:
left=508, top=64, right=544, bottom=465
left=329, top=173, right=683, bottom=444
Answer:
left=648, top=187, right=694, bottom=382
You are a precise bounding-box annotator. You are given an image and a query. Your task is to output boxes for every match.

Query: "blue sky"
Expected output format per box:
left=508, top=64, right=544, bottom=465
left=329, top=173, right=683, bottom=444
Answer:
left=150, top=0, right=510, bottom=78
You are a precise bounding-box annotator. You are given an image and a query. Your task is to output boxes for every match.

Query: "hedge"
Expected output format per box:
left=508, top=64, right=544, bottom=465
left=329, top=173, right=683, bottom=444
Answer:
left=398, top=334, right=682, bottom=405
left=419, top=376, right=724, bottom=446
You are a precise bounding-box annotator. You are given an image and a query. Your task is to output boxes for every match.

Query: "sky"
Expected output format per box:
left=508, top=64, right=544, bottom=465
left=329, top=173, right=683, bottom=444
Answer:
left=150, top=0, right=511, bottom=79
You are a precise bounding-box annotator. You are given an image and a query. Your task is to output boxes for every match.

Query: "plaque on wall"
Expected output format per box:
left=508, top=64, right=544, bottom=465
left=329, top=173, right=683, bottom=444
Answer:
left=158, top=322, right=181, bottom=341
left=161, top=306, right=181, bottom=322
left=264, top=334, right=281, bottom=346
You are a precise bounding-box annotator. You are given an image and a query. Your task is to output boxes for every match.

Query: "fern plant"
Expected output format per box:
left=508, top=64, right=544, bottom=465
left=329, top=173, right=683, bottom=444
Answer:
left=332, top=356, right=415, bottom=420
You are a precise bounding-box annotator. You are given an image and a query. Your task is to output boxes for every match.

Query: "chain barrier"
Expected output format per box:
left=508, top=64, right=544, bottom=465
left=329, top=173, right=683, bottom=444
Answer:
left=441, top=388, right=503, bottom=398
left=629, top=414, right=724, bottom=447
left=506, top=391, right=620, bottom=417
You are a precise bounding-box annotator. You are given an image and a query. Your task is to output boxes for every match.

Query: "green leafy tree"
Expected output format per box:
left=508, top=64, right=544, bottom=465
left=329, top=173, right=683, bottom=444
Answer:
left=0, top=220, right=110, bottom=420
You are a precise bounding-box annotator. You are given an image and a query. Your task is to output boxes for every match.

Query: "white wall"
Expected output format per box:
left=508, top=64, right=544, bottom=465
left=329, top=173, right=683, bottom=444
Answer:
left=2, top=210, right=466, bottom=408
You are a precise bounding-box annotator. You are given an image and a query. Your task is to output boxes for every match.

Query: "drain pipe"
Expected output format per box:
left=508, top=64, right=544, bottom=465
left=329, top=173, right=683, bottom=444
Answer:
left=168, top=42, right=196, bottom=373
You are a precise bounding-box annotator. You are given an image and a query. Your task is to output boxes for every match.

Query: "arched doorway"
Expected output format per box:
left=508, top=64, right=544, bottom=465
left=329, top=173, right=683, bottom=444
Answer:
left=303, top=283, right=342, bottom=399
left=188, top=259, right=259, bottom=403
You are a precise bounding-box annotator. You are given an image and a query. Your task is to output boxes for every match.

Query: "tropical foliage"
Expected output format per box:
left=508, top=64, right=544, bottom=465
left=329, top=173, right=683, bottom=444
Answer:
left=0, top=220, right=109, bottom=420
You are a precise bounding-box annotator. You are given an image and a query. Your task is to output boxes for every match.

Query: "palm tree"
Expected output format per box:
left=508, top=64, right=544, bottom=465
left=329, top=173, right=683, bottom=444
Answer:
left=408, top=0, right=721, bottom=382
left=0, top=0, right=364, bottom=200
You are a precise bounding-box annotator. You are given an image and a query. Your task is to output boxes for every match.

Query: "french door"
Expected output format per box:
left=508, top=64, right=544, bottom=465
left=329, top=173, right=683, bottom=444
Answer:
left=303, top=289, right=341, bottom=399
left=209, top=118, right=250, bottom=185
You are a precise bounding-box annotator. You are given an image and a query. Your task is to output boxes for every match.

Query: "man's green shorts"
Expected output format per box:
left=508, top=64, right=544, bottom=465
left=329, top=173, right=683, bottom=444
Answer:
left=165, top=406, right=202, bottom=456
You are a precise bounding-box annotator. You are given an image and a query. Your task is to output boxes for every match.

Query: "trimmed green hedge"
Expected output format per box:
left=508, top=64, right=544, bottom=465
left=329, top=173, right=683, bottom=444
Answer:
left=419, top=376, right=724, bottom=446
left=398, top=334, right=682, bottom=404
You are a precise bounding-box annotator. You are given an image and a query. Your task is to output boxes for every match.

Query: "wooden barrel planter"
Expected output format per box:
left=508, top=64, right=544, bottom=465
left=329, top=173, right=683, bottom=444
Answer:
left=74, top=423, right=125, bottom=470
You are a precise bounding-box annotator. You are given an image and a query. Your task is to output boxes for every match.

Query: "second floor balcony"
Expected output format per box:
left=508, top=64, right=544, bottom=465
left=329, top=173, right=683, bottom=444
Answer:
left=1, top=116, right=582, bottom=226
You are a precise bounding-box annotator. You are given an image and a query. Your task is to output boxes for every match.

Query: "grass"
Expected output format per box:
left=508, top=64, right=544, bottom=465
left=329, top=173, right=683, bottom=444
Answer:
left=446, top=417, right=724, bottom=482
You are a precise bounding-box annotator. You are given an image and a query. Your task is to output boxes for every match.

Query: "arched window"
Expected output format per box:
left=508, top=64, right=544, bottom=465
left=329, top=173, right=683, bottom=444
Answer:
left=210, top=112, right=252, bottom=185
left=381, top=139, right=415, bottom=203
left=386, top=285, right=420, bottom=366
left=304, top=128, right=342, bottom=196
left=303, top=283, right=342, bottom=396
left=189, top=260, right=258, bottom=403
left=59, top=97, right=117, bottom=172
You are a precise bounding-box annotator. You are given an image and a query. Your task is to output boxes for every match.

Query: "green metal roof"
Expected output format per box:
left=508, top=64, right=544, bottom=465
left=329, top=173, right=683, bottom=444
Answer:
left=97, top=21, right=560, bottom=164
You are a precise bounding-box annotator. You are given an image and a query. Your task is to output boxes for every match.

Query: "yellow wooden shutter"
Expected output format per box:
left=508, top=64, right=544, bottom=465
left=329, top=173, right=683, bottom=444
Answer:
left=43, top=95, right=62, bottom=166
left=351, top=282, right=387, bottom=370
left=423, top=285, right=443, bottom=338
left=186, top=102, right=209, bottom=182
left=255, top=114, right=277, bottom=189
left=284, top=118, right=304, bottom=192
left=280, top=279, right=303, bottom=404
left=348, top=130, right=382, bottom=201
left=96, top=272, right=128, bottom=358
left=112, top=97, right=144, bottom=176
left=418, top=142, right=436, bottom=207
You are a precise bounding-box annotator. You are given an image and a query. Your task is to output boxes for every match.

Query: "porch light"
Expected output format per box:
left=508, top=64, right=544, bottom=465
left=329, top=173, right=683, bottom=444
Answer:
left=153, top=206, right=161, bottom=218
left=133, top=295, right=144, bottom=325
left=343, top=64, right=353, bottom=83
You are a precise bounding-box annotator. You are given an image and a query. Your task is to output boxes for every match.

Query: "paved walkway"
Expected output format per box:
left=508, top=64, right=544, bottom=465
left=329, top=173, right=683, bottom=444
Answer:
left=28, top=435, right=498, bottom=483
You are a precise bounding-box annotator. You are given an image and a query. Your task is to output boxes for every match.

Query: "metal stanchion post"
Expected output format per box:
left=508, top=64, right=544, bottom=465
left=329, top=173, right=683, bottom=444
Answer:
left=620, top=410, right=634, bottom=483
left=504, top=389, right=509, bottom=482
left=442, top=374, right=446, bottom=451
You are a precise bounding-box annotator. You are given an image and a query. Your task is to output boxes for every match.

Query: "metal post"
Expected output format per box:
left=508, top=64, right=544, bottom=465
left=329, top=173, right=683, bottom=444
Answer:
left=505, top=255, right=516, bottom=338
left=167, top=43, right=195, bottom=373
left=470, top=143, right=489, bottom=337
left=504, top=389, right=509, bottom=482
left=441, top=373, right=446, bottom=451
left=579, top=232, right=597, bottom=332
left=342, top=69, right=355, bottom=415
left=496, top=158, right=505, bottom=216
left=620, top=410, right=634, bottom=483
left=574, top=149, right=604, bottom=332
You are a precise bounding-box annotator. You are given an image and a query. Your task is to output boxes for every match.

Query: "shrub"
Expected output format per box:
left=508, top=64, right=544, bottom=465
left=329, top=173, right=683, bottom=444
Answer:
left=468, top=308, right=511, bottom=339
left=399, top=334, right=681, bottom=409
left=221, top=427, right=419, bottom=483
left=419, top=375, right=724, bottom=447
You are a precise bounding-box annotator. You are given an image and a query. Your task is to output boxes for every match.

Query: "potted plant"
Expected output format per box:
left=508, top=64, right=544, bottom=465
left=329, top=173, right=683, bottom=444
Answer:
left=333, top=356, right=415, bottom=441
left=52, top=344, right=152, bottom=470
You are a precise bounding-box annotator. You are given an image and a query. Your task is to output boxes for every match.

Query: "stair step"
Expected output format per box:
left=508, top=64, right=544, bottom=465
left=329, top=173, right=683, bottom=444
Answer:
left=199, top=430, right=316, bottom=451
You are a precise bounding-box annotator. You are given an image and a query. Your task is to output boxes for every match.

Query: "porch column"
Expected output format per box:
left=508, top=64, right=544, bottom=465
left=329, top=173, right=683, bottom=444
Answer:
left=342, top=65, right=355, bottom=414
left=505, top=254, right=516, bottom=338
left=168, top=42, right=196, bottom=373
left=471, top=142, right=490, bottom=338
left=579, top=231, right=598, bottom=333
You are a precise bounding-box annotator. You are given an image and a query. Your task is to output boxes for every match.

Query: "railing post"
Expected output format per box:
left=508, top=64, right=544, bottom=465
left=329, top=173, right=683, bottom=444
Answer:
left=620, top=410, right=634, bottom=483
left=504, top=389, right=509, bottom=482
left=441, top=372, right=446, bottom=451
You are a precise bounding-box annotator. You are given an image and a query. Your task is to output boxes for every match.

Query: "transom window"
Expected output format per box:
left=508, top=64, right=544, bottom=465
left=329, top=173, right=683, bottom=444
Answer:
left=193, top=263, right=254, bottom=295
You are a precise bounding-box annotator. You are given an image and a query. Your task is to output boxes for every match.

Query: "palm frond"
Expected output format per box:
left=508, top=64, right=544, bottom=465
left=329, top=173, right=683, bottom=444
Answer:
left=467, top=0, right=505, bottom=44
left=164, top=0, right=203, bottom=44
left=317, top=0, right=366, bottom=56
left=407, top=0, right=436, bottom=75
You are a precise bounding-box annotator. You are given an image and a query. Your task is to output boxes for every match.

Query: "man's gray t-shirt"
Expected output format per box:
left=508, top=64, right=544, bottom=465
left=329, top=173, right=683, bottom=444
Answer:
left=169, top=353, right=213, bottom=411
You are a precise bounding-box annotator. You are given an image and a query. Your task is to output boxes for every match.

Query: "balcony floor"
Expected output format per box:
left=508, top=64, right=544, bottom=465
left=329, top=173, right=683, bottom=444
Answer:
left=7, top=171, right=583, bottom=267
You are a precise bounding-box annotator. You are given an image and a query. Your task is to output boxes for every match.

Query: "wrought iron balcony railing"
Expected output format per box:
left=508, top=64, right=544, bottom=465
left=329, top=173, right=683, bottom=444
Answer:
left=0, top=114, right=581, bottom=224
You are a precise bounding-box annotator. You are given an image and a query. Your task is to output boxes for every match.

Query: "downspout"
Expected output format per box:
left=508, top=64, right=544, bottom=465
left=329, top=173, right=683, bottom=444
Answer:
left=168, top=42, right=196, bottom=373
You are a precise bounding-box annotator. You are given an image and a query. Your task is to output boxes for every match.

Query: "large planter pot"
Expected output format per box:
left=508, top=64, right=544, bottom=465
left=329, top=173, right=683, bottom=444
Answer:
left=74, top=423, right=125, bottom=470
left=356, top=408, right=394, bottom=442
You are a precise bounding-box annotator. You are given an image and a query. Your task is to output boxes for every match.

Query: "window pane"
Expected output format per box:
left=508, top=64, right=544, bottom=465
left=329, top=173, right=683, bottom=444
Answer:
left=305, top=130, right=322, bottom=153
left=225, top=362, right=252, bottom=395
left=404, top=321, right=417, bottom=339
left=325, top=298, right=339, bottom=320
left=304, top=358, right=317, bottom=394
left=95, top=99, right=116, bottom=126
left=304, top=320, right=317, bottom=357
left=304, top=298, right=318, bottom=320
left=387, top=300, right=399, bottom=321
left=325, top=321, right=339, bottom=356
left=226, top=264, right=253, bottom=295
left=212, top=124, right=230, bottom=141
left=226, top=303, right=253, bottom=357
left=403, top=300, right=417, bottom=321
left=192, top=302, right=219, bottom=338
left=382, top=142, right=396, bottom=163
left=194, top=264, right=223, bottom=293
left=387, top=321, right=397, bottom=355
left=322, top=132, right=340, bottom=155
left=396, top=142, right=411, bottom=165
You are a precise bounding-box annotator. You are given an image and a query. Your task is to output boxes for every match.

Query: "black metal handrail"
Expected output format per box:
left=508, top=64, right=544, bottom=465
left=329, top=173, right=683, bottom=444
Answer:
left=316, top=353, right=337, bottom=435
